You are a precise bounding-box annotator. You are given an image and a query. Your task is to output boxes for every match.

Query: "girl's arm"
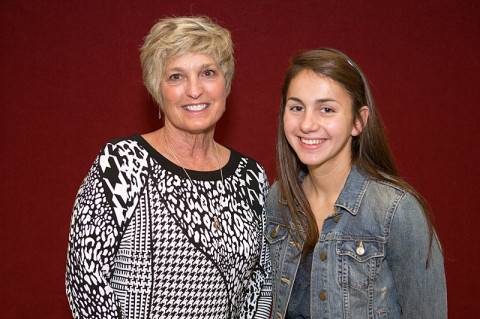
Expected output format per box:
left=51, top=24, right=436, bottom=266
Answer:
left=386, top=193, right=447, bottom=318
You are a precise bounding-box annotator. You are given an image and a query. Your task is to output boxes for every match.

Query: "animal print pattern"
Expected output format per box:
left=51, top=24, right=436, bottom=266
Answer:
left=66, top=135, right=272, bottom=319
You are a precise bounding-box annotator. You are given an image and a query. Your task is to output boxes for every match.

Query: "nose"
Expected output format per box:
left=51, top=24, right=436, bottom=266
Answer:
left=299, top=109, right=320, bottom=133
left=186, top=77, right=203, bottom=99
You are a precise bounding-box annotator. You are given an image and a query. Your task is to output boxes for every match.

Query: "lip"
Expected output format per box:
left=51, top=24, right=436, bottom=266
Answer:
left=298, top=137, right=327, bottom=148
left=182, top=103, right=209, bottom=111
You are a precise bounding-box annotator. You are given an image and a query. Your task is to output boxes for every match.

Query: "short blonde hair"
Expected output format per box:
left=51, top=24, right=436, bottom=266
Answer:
left=140, top=16, right=234, bottom=108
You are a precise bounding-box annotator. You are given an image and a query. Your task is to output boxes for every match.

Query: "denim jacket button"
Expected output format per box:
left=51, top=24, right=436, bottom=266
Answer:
left=333, top=215, right=341, bottom=223
left=356, top=241, right=365, bottom=256
left=318, top=292, right=326, bottom=300
left=270, top=225, right=280, bottom=238
left=289, top=241, right=300, bottom=248
left=320, top=252, right=327, bottom=261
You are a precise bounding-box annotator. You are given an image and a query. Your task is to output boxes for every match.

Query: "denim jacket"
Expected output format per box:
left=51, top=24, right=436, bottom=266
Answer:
left=265, top=166, right=447, bottom=319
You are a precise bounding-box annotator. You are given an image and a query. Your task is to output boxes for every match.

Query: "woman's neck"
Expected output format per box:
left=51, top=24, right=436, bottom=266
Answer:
left=143, top=125, right=224, bottom=171
left=163, top=124, right=216, bottom=158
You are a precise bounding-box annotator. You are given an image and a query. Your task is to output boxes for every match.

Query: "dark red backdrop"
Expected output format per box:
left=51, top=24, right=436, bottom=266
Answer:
left=1, top=1, right=479, bottom=318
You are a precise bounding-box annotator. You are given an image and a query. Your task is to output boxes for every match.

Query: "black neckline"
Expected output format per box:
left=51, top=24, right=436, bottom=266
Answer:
left=131, top=134, right=241, bottom=181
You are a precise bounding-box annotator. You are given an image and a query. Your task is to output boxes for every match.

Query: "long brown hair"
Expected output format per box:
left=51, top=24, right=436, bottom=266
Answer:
left=276, top=48, right=436, bottom=267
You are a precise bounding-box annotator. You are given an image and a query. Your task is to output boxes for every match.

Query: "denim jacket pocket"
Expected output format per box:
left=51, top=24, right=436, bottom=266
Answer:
left=336, top=239, right=384, bottom=289
left=265, top=220, right=289, bottom=244
left=265, top=220, right=290, bottom=268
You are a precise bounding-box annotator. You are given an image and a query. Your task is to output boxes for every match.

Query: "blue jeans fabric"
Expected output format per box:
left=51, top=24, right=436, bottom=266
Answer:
left=265, top=166, right=447, bottom=319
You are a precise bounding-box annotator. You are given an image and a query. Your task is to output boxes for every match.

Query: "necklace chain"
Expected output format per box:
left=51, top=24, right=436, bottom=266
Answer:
left=164, top=133, right=225, bottom=231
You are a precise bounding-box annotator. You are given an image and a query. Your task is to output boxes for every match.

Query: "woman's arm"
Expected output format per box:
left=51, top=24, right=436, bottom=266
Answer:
left=65, top=156, right=124, bottom=319
left=240, top=165, right=272, bottom=319
left=386, top=193, right=447, bottom=318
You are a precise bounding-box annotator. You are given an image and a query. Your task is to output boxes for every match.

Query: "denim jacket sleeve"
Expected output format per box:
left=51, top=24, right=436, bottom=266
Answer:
left=386, top=193, right=447, bottom=318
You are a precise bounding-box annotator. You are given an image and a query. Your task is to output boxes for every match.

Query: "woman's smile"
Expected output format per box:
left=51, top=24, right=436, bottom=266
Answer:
left=182, top=103, right=209, bottom=111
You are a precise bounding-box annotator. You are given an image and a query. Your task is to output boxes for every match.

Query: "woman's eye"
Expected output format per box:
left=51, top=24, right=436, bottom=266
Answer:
left=169, top=74, right=182, bottom=80
left=203, top=69, right=215, bottom=77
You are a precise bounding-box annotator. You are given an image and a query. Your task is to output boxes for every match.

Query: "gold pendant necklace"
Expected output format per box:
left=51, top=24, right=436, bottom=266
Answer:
left=164, top=133, right=225, bottom=232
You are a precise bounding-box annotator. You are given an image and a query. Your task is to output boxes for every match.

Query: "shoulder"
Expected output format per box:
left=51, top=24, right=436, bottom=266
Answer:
left=228, top=147, right=266, bottom=173
left=100, top=134, right=149, bottom=160
left=365, top=178, right=408, bottom=200
left=98, top=134, right=150, bottom=173
left=227, top=147, right=268, bottom=185
left=73, top=135, right=150, bottom=229
left=265, top=181, right=282, bottom=217
left=363, top=178, right=420, bottom=212
left=361, top=177, right=426, bottom=231
left=97, top=134, right=150, bottom=191
left=266, top=181, right=281, bottom=201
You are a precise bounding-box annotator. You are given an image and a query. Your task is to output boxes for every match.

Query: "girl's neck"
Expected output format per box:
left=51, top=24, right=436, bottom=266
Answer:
left=304, top=161, right=352, bottom=204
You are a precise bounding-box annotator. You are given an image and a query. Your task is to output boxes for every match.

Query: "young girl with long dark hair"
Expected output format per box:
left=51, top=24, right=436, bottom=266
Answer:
left=265, top=48, right=447, bottom=318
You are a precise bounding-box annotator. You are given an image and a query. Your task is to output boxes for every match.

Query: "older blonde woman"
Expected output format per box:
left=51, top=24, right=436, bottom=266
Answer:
left=66, top=16, right=271, bottom=318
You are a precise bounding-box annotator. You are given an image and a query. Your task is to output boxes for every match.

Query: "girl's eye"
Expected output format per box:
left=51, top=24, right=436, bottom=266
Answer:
left=321, top=107, right=334, bottom=113
left=290, top=105, right=304, bottom=112
left=169, top=74, right=183, bottom=80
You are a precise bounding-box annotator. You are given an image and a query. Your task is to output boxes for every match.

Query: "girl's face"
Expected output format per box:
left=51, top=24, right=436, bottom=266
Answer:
left=283, top=70, right=367, bottom=172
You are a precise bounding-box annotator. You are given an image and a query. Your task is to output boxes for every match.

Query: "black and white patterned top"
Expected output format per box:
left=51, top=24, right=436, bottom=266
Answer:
left=65, top=134, right=272, bottom=319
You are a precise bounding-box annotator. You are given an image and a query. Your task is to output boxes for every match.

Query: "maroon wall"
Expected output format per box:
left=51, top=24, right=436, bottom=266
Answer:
left=1, top=1, right=479, bottom=317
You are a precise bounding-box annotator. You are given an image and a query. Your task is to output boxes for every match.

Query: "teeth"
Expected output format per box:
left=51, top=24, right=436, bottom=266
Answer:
left=301, top=138, right=325, bottom=145
left=184, top=104, right=208, bottom=111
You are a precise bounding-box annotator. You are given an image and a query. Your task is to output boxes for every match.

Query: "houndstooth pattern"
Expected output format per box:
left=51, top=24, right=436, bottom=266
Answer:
left=150, top=204, right=228, bottom=317
left=66, top=135, right=272, bottom=319
left=111, top=189, right=152, bottom=319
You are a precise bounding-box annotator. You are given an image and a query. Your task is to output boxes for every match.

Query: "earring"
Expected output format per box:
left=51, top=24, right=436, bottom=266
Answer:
left=158, top=109, right=162, bottom=119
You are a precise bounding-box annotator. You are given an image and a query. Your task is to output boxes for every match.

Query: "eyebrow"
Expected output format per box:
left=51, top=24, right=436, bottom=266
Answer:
left=287, top=97, right=338, bottom=104
left=166, top=64, right=215, bottom=73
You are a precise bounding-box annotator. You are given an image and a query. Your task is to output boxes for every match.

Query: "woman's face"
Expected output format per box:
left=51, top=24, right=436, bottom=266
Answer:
left=283, top=70, right=365, bottom=171
left=160, top=52, right=227, bottom=134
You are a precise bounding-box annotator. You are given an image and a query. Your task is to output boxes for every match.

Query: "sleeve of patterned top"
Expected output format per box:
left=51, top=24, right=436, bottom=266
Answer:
left=240, top=163, right=273, bottom=319
left=65, top=140, right=149, bottom=319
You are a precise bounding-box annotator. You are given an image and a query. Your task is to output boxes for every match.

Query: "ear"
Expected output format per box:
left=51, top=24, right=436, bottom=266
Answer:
left=351, top=106, right=369, bottom=136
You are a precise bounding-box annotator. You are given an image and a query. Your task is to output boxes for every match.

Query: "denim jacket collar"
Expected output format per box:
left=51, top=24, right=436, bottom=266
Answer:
left=334, top=165, right=369, bottom=216
left=277, top=170, right=307, bottom=209
left=279, top=165, right=369, bottom=217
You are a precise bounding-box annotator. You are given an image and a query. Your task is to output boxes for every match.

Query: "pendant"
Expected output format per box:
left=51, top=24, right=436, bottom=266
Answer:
left=213, top=218, right=222, bottom=231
